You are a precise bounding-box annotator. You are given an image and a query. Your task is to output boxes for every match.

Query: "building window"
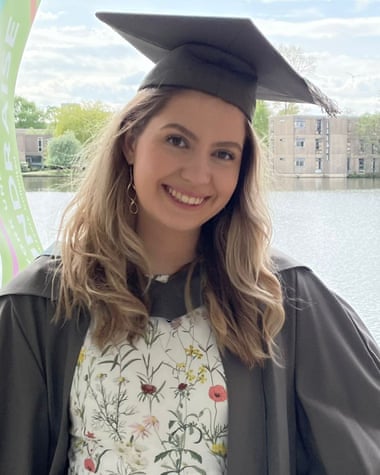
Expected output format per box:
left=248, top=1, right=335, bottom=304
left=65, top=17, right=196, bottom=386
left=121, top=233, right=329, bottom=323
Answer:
left=294, top=119, right=305, bottom=129
left=279, top=157, right=285, bottom=161
left=359, top=140, right=365, bottom=153
left=316, top=119, right=322, bottom=134
left=315, top=138, right=322, bottom=151
left=315, top=158, right=322, bottom=171
left=295, top=158, right=305, bottom=167
left=37, top=137, right=43, bottom=152
left=295, top=137, right=305, bottom=148
left=358, top=158, right=365, bottom=172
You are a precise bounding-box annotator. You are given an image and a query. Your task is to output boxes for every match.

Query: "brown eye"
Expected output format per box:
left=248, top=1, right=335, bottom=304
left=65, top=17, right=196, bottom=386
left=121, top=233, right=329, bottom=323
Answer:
left=167, top=135, right=188, bottom=148
left=214, top=150, right=235, bottom=161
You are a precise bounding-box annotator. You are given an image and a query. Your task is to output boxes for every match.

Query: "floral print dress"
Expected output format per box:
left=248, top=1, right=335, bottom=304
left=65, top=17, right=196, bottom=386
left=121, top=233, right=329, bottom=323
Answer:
left=68, top=270, right=228, bottom=475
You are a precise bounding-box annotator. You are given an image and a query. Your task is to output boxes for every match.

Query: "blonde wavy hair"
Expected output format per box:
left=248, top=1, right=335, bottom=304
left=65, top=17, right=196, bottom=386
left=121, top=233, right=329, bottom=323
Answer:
left=57, top=87, right=285, bottom=368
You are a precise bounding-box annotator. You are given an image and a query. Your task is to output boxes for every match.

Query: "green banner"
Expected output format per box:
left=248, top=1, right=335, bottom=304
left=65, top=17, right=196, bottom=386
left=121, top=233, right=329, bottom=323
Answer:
left=0, top=0, right=42, bottom=287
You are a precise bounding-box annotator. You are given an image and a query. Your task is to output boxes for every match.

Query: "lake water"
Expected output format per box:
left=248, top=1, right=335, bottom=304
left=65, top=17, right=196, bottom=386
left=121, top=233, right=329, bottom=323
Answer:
left=24, top=175, right=380, bottom=343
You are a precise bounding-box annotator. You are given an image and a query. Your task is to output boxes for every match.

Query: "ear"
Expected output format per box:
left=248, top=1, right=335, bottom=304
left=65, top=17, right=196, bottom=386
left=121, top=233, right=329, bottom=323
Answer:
left=122, top=134, right=135, bottom=165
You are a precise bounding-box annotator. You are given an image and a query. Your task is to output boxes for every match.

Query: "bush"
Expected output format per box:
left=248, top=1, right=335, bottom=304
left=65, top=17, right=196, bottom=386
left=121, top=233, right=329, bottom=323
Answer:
left=20, top=161, right=30, bottom=172
left=46, top=131, right=81, bottom=169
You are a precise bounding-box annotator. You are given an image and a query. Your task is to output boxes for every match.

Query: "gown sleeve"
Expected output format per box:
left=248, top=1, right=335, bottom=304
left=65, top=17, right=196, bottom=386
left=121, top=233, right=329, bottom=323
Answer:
left=0, top=293, right=51, bottom=474
left=291, top=267, right=380, bottom=474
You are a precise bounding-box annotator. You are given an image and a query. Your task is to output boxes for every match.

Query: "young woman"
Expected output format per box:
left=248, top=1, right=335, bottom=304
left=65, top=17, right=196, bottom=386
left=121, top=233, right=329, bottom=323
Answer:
left=0, top=12, right=379, bottom=475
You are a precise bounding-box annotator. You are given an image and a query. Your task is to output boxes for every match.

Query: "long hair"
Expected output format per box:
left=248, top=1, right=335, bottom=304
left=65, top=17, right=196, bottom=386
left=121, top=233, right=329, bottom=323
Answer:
left=56, top=87, right=285, bottom=367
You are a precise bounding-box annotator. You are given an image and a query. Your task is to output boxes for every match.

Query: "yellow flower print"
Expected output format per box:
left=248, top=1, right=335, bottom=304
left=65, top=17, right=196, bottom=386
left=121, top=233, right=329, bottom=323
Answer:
left=176, top=362, right=186, bottom=370
left=185, top=369, right=196, bottom=382
left=197, top=365, right=207, bottom=383
left=77, top=348, right=86, bottom=365
left=211, top=442, right=227, bottom=457
left=185, top=345, right=203, bottom=359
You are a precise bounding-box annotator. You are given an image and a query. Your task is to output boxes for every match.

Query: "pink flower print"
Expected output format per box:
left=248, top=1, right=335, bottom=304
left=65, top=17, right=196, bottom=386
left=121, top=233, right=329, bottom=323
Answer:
left=141, top=383, right=157, bottom=395
left=85, top=431, right=95, bottom=439
left=143, top=415, right=159, bottom=429
left=84, top=458, right=96, bottom=472
left=130, top=422, right=151, bottom=439
left=178, top=383, right=188, bottom=391
left=208, top=385, right=227, bottom=402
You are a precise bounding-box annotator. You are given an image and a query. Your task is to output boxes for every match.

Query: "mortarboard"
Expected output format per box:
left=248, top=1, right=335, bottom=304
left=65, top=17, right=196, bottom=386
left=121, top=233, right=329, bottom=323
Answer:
left=96, top=12, right=339, bottom=120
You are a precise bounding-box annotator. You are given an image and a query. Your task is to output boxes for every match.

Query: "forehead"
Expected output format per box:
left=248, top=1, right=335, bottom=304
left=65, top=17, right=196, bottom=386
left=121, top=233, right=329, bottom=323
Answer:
left=151, top=89, right=246, bottom=140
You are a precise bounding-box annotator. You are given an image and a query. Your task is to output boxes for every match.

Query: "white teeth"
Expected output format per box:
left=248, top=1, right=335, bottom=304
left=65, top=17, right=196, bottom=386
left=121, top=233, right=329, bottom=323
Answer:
left=167, top=186, right=204, bottom=205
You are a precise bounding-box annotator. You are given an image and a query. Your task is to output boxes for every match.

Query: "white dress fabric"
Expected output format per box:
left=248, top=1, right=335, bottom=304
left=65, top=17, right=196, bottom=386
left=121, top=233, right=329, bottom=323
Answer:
left=68, top=305, right=228, bottom=474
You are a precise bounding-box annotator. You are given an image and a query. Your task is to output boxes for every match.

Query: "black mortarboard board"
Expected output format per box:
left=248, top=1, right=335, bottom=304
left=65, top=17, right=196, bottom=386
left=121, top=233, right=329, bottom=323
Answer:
left=96, top=12, right=339, bottom=120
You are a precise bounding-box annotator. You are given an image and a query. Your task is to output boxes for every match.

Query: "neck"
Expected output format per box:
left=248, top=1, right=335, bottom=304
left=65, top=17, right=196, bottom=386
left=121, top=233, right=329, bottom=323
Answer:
left=137, top=223, right=200, bottom=275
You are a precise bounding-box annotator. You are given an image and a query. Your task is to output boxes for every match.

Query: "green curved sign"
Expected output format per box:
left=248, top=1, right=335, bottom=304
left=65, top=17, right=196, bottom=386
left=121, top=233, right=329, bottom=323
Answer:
left=0, top=0, right=42, bottom=287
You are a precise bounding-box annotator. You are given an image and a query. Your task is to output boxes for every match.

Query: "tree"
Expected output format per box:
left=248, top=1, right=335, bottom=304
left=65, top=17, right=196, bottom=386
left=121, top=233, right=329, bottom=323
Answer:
left=253, top=100, right=270, bottom=143
left=46, top=131, right=81, bottom=169
left=45, top=105, right=60, bottom=131
left=14, top=95, right=47, bottom=129
left=357, top=113, right=380, bottom=167
left=357, top=113, right=380, bottom=139
left=277, top=103, right=301, bottom=116
left=54, top=101, right=112, bottom=144
left=271, top=44, right=316, bottom=116
left=278, top=44, right=316, bottom=77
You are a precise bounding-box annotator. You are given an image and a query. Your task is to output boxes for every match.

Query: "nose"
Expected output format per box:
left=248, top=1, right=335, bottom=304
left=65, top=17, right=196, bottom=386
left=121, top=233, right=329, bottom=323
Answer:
left=180, top=152, right=211, bottom=185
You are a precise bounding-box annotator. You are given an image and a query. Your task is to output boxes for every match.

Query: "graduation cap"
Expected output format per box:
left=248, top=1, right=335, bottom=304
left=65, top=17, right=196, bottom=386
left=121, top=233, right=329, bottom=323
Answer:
left=96, top=12, right=339, bottom=120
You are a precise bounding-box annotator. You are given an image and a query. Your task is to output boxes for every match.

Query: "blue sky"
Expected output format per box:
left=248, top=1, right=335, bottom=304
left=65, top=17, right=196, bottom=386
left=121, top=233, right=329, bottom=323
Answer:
left=16, top=0, right=380, bottom=115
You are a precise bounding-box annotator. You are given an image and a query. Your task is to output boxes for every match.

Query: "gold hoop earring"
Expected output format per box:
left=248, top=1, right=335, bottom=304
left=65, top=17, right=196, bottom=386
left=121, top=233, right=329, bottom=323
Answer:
left=127, top=167, right=138, bottom=215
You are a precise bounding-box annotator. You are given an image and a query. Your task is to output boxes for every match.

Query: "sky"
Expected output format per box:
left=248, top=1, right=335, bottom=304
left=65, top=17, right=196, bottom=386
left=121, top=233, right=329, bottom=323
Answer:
left=15, top=0, right=380, bottom=116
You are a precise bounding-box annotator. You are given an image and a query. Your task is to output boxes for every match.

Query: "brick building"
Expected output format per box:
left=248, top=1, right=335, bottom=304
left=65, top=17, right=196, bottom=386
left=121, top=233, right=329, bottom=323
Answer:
left=269, top=115, right=380, bottom=177
left=16, top=129, right=52, bottom=170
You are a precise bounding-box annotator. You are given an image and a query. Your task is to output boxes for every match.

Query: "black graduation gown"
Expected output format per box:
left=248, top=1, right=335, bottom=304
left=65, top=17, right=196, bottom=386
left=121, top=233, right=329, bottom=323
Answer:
left=0, top=252, right=379, bottom=474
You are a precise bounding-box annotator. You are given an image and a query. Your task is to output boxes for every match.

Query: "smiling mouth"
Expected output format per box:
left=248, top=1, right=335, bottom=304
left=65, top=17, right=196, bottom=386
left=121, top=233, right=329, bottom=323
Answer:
left=165, top=185, right=206, bottom=206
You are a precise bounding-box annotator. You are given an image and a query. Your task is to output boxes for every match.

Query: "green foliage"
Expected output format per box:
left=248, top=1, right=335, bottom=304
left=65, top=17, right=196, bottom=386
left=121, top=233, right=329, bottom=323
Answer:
left=14, top=95, right=47, bottom=129
left=357, top=113, right=380, bottom=138
left=46, top=131, right=81, bottom=169
left=44, top=105, right=60, bottom=130
left=276, top=102, right=300, bottom=116
left=253, top=100, right=270, bottom=142
left=54, top=101, right=112, bottom=144
left=357, top=113, right=380, bottom=157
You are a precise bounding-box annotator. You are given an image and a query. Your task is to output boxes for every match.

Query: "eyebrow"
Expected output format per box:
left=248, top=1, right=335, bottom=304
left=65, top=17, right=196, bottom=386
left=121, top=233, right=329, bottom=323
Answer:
left=161, top=122, right=243, bottom=152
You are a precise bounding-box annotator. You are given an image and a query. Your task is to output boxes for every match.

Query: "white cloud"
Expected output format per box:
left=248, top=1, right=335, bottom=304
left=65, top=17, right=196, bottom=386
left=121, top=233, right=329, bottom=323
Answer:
left=354, top=0, right=380, bottom=10
left=16, top=22, right=152, bottom=108
left=307, top=51, right=380, bottom=114
left=257, top=0, right=318, bottom=3
left=15, top=6, right=380, bottom=115
left=280, top=7, right=325, bottom=19
left=36, top=10, right=64, bottom=21
left=255, top=16, right=380, bottom=40
left=25, top=24, right=125, bottom=50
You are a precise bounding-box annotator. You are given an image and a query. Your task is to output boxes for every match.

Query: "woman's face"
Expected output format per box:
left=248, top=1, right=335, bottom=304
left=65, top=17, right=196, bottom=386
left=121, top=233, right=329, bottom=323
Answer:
left=127, top=89, right=246, bottom=241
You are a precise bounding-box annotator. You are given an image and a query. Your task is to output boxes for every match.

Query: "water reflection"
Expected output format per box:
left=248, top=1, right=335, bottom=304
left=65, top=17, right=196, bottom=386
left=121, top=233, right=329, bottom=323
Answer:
left=270, top=176, right=380, bottom=192
left=23, top=175, right=78, bottom=192
left=23, top=174, right=380, bottom=193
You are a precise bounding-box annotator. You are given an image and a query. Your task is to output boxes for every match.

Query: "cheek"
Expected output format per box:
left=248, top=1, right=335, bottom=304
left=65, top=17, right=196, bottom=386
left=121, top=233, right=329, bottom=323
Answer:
left=221, top=169, right=240, bottom=197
